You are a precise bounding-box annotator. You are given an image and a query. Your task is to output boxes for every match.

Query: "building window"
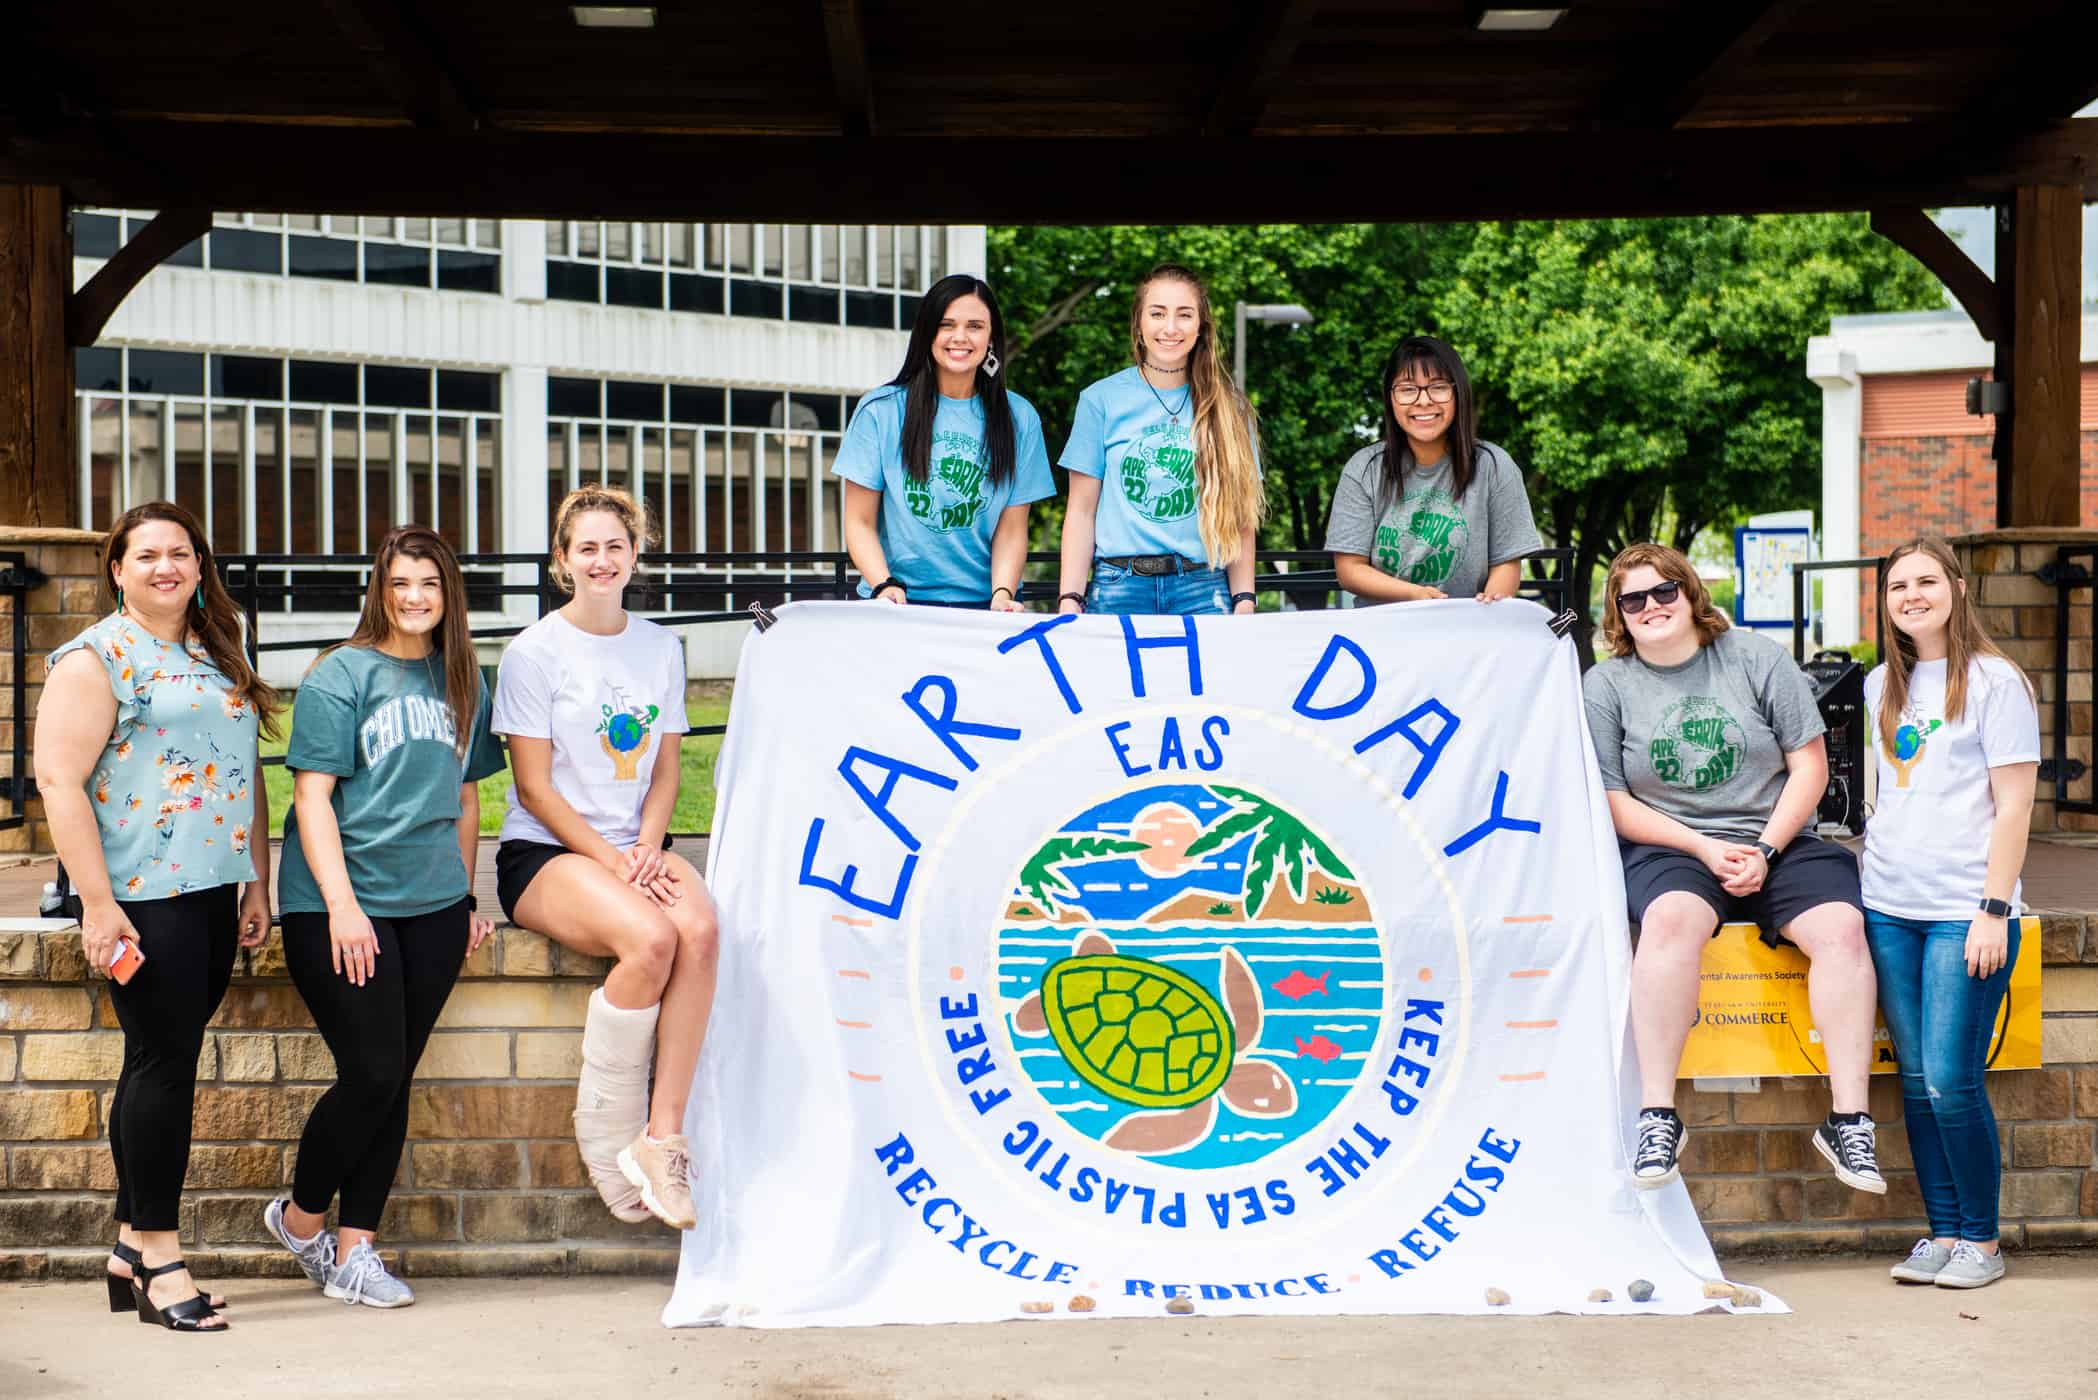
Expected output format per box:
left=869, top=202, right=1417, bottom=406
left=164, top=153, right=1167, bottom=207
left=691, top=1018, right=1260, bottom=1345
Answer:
left=75, top=348, right=504, bottom=576
left=75, top=210, right=505, bottom=294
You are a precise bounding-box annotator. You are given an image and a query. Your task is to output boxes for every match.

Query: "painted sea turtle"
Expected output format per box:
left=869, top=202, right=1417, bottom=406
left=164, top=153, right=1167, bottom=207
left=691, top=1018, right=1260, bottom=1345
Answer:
left=1012, top=932, right=1298, bottom=1155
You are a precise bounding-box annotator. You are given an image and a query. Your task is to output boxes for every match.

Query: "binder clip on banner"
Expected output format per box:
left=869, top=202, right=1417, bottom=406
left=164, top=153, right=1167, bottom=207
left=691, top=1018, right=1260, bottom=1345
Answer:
left=749, top=601, right=778, bottom=633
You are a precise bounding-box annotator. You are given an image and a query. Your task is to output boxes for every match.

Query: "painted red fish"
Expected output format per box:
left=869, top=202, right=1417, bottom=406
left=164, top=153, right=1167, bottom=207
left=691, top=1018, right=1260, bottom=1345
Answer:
left=1293, top=1034, right=1344, bottom=1064
left=1271, top=969, right=1329, bottom=1001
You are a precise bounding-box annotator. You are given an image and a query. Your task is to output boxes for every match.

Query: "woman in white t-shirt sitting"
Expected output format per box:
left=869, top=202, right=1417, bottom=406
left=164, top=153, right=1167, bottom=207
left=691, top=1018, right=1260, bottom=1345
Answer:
left=1863, top=536, right=2038, bottom=1290
left=492, top=485, right=718, bottom=1232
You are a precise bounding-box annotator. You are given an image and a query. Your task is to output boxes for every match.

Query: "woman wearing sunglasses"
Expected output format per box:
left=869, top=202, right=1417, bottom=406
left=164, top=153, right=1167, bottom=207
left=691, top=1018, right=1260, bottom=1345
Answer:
left=1582, top=544, right=1881, bottom=1196
left=1324, top=335, right=1541, bottom=603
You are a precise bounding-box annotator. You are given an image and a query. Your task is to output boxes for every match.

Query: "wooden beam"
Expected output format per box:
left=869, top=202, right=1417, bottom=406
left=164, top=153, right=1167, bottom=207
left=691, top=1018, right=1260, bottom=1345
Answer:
left=820, top=0, right=875, bottom=138
left=1603, top=0, right=1802, bottom=130
left=1203, top=0, right=1321, bottom=137
left=318, top=0, right=478, bottom=132
left=0, top=186, right=76, bottom=528
left=6, top=120, right=2098, bottom=225
left=66, top=207, right=211, bottom=348
left=1868, top=208, right=2001, bottom=344
left=1996, top=185, right=2083, bottom=528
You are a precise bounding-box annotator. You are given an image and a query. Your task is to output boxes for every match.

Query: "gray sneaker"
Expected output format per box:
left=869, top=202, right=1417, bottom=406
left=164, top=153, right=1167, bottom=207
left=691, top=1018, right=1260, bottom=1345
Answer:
left=1934, top=1240, right=2006, bottom=1289
left=324, top=1240, right=416, bottom=1309
left=264, top=1198, right=336, bottom=1286
left=1890, top=1238, right=1952, bottom=1284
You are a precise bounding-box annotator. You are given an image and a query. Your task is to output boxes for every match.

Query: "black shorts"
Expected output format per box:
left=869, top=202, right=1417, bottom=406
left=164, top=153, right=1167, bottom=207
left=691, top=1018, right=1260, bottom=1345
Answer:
left=1621, top=833, right=1861, bottom=947
left=496, top=833, right=676, bottom=924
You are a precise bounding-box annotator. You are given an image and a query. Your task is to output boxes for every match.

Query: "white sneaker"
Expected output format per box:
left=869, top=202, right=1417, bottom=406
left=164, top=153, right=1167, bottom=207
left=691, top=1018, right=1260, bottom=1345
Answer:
left=1889, top=1238, right=1952, bottom=1284
left=264, top=1198, right=336, bottom=1287
left=1934, top=1241, right=2006, bottom=1289
left=324, top=1240, right=415, bottom=1309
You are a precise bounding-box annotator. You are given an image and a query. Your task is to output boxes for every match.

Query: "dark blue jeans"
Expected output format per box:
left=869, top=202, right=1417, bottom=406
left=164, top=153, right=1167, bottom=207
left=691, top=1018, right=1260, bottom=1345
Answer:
left=1086, top=561, right=1228, bottom=616
left=1863, top=909, right=2018, bottom=1242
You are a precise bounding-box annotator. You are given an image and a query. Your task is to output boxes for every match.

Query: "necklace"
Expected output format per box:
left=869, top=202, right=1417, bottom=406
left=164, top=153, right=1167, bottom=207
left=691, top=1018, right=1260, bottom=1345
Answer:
left=1139, top=364, right=1193, bottom=424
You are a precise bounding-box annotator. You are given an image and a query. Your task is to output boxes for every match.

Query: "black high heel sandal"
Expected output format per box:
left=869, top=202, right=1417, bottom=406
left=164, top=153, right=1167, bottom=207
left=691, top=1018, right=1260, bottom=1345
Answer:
left=131, top=1258, right=225, bottom=1333
left=109, top=1242, right=227, bottom=1312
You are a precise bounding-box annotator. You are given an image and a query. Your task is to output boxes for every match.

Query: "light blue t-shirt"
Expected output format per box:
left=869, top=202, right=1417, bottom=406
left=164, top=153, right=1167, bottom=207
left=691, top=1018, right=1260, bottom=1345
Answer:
left=832, top=384, right=1056, bottom=603
left=1060, top=365, right=1260, bottom=564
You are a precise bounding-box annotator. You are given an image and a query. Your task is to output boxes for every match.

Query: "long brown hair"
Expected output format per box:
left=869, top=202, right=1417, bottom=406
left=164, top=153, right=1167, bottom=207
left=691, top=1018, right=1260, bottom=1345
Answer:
left=1129, top=264, right=1265, bottom=566
left=549, top=484, right=657, bottom=594
left=1598, top=542, right=1732, bottom=660
left=1875, top=535, right=2031, bottom=758
left=103, top=502, right=280, bottom=739
left=325, top=526, right=479, bottom=760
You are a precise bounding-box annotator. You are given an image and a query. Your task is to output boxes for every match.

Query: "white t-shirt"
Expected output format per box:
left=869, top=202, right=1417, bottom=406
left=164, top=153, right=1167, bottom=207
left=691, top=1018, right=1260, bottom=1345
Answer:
left=492, top=610, right=689, bottom=850
left=1861, top=655, right=2039, bottom=919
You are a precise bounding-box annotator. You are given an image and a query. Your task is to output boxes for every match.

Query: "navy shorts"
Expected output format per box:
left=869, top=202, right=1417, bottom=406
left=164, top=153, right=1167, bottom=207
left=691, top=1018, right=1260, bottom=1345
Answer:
left=496, top=833, right=676, bottom=924
left=1622, top=833, right=1861, bottom=947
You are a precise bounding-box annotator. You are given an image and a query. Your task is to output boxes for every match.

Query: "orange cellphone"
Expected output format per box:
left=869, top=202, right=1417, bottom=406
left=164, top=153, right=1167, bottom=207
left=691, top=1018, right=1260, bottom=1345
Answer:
left=109, top=937, right=146, bottom=985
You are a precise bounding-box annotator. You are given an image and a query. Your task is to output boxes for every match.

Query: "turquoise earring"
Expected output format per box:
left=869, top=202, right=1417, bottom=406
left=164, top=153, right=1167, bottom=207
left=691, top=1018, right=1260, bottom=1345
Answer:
left=194, top=588, right=205, bottom=614
left=114, top=586, right=124, bottom=610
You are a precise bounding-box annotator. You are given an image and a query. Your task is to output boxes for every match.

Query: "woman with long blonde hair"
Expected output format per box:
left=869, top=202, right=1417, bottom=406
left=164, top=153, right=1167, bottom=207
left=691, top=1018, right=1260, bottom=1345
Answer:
left=1863, top=536, right=2037, bottom=1290
left=1056, top=263, right=1265, bottom=616
left=265, top=525, right=505, bottom=1308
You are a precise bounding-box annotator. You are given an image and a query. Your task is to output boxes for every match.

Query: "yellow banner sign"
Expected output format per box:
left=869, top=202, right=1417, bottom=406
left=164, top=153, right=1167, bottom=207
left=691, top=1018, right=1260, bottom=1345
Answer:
left=1677, top=918, right=2042, bottom=1078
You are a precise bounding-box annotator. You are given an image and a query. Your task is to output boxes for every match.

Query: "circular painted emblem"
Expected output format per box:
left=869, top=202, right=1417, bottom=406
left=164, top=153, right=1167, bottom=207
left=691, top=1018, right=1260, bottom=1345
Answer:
left=1649, top=696, right=1746, bottom=791
left=998, top=783, right=1382, bottom=1170
left=1375, top=488, right=1470, bottom=587
left=902, top=430, right=991, bottom=535
left=1116, top=423, right=1198, bottom=523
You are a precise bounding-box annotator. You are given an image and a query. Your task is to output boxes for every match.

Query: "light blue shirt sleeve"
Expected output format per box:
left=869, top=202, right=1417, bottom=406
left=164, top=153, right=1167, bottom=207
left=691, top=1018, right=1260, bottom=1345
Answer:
left=832, top=387, right=898, bottom=491
left=1010, top=395, right=1056, bottom=505
left=1058, top=386, right=1107, bottom=479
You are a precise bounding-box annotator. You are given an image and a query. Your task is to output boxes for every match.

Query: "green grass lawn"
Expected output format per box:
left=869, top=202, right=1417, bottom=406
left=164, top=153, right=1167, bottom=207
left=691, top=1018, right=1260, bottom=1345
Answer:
left=261, top=693, right=732, bottom=838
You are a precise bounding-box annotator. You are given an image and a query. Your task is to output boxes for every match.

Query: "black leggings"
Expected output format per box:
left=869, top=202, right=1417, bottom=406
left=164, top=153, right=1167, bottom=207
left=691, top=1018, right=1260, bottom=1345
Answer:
left=108, top=884, right=238, bottom=1232
left=282, top=900, right=470, bottom=1231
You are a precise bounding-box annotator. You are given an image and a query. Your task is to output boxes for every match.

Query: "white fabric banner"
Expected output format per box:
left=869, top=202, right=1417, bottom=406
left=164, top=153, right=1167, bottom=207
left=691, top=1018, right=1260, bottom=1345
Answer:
left=670, top=600, right=1779, bottom=1327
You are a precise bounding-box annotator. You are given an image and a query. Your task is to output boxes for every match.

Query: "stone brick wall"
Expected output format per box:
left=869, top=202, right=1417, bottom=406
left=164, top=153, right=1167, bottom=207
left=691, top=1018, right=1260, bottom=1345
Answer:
left=0, top=526, right=109, bottom=857
left=0, top=923, right=679, bottom=1282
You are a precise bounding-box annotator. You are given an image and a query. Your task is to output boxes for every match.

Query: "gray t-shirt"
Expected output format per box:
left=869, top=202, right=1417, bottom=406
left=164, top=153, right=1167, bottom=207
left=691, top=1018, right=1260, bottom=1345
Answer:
left=1323, top=440, right=1543, bottom=600
left=1581, top=627, right=1826, bottom=840
left=278, top=646, right=506, bottom=918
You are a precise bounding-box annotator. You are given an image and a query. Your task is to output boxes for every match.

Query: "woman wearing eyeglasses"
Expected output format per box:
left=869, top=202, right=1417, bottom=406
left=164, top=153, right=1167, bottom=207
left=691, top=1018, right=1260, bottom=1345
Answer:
left=1324, top=335, right=1541, bottom=604
left=1582, top=543, right=1882, bottom=1197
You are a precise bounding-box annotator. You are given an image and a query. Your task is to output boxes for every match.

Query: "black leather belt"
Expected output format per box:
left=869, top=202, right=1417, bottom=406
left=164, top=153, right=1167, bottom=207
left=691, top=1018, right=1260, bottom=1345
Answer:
left=1099, top=554, right=1210, bottom=576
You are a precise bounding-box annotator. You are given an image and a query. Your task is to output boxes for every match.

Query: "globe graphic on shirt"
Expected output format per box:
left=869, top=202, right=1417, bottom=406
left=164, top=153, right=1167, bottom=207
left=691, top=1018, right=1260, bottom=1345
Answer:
left=901, top=430, right=990, bottom=534
left=605, top=710, right=648, bottom=752
left=1117, top=422, right=1197, bottom=523
left=1375, top=488, right=1470, bottom=587
left=1648, top=696, right=1747, bottom=792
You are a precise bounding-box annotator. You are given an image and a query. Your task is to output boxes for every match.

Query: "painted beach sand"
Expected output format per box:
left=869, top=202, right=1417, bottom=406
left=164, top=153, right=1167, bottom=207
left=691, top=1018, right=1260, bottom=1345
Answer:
left=997, top=781, right=1383, bottom=1172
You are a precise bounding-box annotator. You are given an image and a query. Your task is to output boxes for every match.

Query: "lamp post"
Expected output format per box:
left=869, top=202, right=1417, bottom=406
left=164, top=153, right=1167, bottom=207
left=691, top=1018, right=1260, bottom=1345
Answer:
left=1233, top=302, right=1315, bottom=386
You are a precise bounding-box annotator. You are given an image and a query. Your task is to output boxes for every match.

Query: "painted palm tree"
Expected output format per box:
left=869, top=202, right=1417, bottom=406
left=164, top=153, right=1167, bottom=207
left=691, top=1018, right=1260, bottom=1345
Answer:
left=1014, top=834, right=1147, bottom=915
left=1181, top=786, right=1354, bottom=920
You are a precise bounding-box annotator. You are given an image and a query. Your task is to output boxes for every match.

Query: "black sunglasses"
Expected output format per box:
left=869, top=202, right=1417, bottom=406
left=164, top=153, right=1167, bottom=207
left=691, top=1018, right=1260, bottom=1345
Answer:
left=1615, top=580, right=1683, bottom=615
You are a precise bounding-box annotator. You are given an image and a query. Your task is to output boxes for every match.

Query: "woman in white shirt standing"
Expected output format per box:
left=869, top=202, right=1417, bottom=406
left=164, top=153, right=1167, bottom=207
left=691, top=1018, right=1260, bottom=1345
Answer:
left=1863, top=535, right=2038, bottom=1290
left=492, top=485, right=717, bottom=1232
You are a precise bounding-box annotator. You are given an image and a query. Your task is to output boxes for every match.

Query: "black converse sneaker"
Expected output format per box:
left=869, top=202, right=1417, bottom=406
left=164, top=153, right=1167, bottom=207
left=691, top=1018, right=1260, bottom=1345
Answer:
left=1630, top=1108, right=1686, bottom=1189
left=1813, top=1112, right=1887, bottom=1194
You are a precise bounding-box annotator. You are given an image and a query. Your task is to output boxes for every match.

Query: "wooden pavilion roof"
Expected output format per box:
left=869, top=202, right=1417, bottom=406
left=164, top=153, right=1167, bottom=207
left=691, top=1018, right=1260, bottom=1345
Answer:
left=4, top=0, right=2097, bottom=221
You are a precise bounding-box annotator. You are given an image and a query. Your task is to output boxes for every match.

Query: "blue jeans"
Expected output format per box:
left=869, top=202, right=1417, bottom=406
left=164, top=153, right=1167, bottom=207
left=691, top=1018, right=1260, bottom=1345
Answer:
left=1086, top=562, right=1228, bottom=616
left=1863, top=909, right=2019, bottom=1242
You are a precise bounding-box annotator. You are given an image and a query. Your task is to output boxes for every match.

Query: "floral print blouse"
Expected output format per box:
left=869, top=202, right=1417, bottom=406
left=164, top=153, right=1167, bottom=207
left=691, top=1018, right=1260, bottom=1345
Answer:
left=47, top=613, right=260, bottom=900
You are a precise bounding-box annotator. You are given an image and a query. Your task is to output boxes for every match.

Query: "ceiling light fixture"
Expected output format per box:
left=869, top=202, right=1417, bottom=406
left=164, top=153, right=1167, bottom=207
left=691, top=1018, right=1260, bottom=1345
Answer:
left=572, top=6, right=657, bottom=29
left=1473, top=8, right=1568, bottom=31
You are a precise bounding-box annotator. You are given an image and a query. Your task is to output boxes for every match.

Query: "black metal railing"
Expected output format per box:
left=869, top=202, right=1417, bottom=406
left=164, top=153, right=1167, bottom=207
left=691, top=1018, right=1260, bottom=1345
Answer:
left=0, top=552, right=46, bottom=833
left=2045, top=545, right=2097, bottom=814
left=1790, top=556, right=1883, bottom=664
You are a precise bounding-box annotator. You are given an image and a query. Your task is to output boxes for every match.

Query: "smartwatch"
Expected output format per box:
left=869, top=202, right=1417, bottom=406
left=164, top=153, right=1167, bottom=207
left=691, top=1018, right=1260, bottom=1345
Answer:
left=1229, top=591, right=1258, bottom=610
left=1978, top=897, right=2015, bottom=918
left=1753, top=840, right=1779, bottom=864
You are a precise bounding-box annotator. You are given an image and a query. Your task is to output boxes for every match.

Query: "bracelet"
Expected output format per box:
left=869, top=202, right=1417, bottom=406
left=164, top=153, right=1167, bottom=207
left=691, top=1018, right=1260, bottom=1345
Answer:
left=872, top=578, right=906, bottom=600
left=1229, top=591, right=1257, bottom=609
left=1059, top=591, right=1087, bottom=612
left=992, top=586, right=1014, bottom=601
left=464, top=894, right=478, bottom=913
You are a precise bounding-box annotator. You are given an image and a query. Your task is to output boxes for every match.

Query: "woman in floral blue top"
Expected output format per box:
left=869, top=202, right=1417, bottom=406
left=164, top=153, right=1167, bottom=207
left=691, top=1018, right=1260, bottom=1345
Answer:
left=34, top=501, right=279, bottom=1334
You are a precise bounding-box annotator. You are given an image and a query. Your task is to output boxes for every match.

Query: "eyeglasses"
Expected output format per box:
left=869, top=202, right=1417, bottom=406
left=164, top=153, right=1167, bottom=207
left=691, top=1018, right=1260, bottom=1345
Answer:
left=1615, top=580, right=1683, bottom=615
left=1391, top=381, right=1455, bottom=406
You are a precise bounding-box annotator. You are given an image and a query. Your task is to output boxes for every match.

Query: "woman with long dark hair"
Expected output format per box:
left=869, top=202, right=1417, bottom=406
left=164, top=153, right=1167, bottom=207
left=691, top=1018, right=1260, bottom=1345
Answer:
left=1325, top=335, right=1541, bottom=603
left=1057, top=263, right=1265, bottom=617
left=836, top=273, right=1054, bottom=609
left=35, top=501, right=279, bottom=1333
left=1864, top=537, right=2037, bottom=1289
left=263, top=526, right=504, bottom=1308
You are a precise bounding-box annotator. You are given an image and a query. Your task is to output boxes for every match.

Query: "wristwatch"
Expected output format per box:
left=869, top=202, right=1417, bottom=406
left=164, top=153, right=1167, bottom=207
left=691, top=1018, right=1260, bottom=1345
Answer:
left=1753, top=840, right=1780, bottom=864
left=1978, top=897, right=2015, bottom=918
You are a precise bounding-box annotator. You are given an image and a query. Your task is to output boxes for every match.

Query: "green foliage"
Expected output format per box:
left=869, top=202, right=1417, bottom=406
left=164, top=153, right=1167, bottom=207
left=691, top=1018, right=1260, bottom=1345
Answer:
left=1311, top=887, right=1356, bottom=905
left=1184, top=786, right=1355, bottom=918
left=1016, top=834, right=1148, bottom=912
left=1206, top=902, right=1237, bottom=916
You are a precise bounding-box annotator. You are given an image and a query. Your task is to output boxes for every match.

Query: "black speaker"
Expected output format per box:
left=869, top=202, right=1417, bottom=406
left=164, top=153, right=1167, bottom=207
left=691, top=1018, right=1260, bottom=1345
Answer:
left=1799, top=650, right=1865, bottom=834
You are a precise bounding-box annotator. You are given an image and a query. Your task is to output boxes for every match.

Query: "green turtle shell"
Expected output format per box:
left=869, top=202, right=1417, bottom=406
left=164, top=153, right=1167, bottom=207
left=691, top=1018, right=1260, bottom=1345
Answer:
left=1041, top=954, right=1234, bottom=1108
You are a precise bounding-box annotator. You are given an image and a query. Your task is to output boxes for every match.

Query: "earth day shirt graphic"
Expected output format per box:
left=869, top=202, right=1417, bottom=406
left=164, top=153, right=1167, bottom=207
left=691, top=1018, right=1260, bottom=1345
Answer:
left=1062, top=366, right=1257, bottom=563
left=1323, top=442, right=1543, bottom=600
left=833, top=384, right=1055, bottom=602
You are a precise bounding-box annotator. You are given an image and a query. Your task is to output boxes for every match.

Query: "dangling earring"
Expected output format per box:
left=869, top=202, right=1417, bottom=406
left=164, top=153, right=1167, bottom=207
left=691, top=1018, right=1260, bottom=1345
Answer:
left=982, top=352, right=1001, bottom=378
left=194, top=588, right=205, bottom=614
left=114, top=585, right=124, bottom=611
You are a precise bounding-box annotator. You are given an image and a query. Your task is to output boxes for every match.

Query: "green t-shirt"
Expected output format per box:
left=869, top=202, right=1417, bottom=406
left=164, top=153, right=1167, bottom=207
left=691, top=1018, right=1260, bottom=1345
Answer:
left=278, top=646, right=506, bottom=918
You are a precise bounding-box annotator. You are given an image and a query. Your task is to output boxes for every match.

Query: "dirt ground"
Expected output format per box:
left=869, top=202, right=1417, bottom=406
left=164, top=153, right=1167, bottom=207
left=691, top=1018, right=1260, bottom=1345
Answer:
left=4, top=1254, right=2095, bottom=1400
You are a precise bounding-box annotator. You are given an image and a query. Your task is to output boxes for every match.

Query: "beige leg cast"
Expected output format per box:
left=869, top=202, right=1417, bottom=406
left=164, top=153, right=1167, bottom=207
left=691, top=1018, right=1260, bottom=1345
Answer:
left=575, top=987, right=659, bottom=1222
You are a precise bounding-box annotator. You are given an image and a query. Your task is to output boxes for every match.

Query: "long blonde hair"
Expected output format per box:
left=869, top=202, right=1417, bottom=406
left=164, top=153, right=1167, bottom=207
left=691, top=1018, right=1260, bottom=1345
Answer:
left=1129, top=264, right=1265, bottom=566
left=321, top=526, right=480, bottom=760
left=1876, top=535, right=2030, bottom=757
